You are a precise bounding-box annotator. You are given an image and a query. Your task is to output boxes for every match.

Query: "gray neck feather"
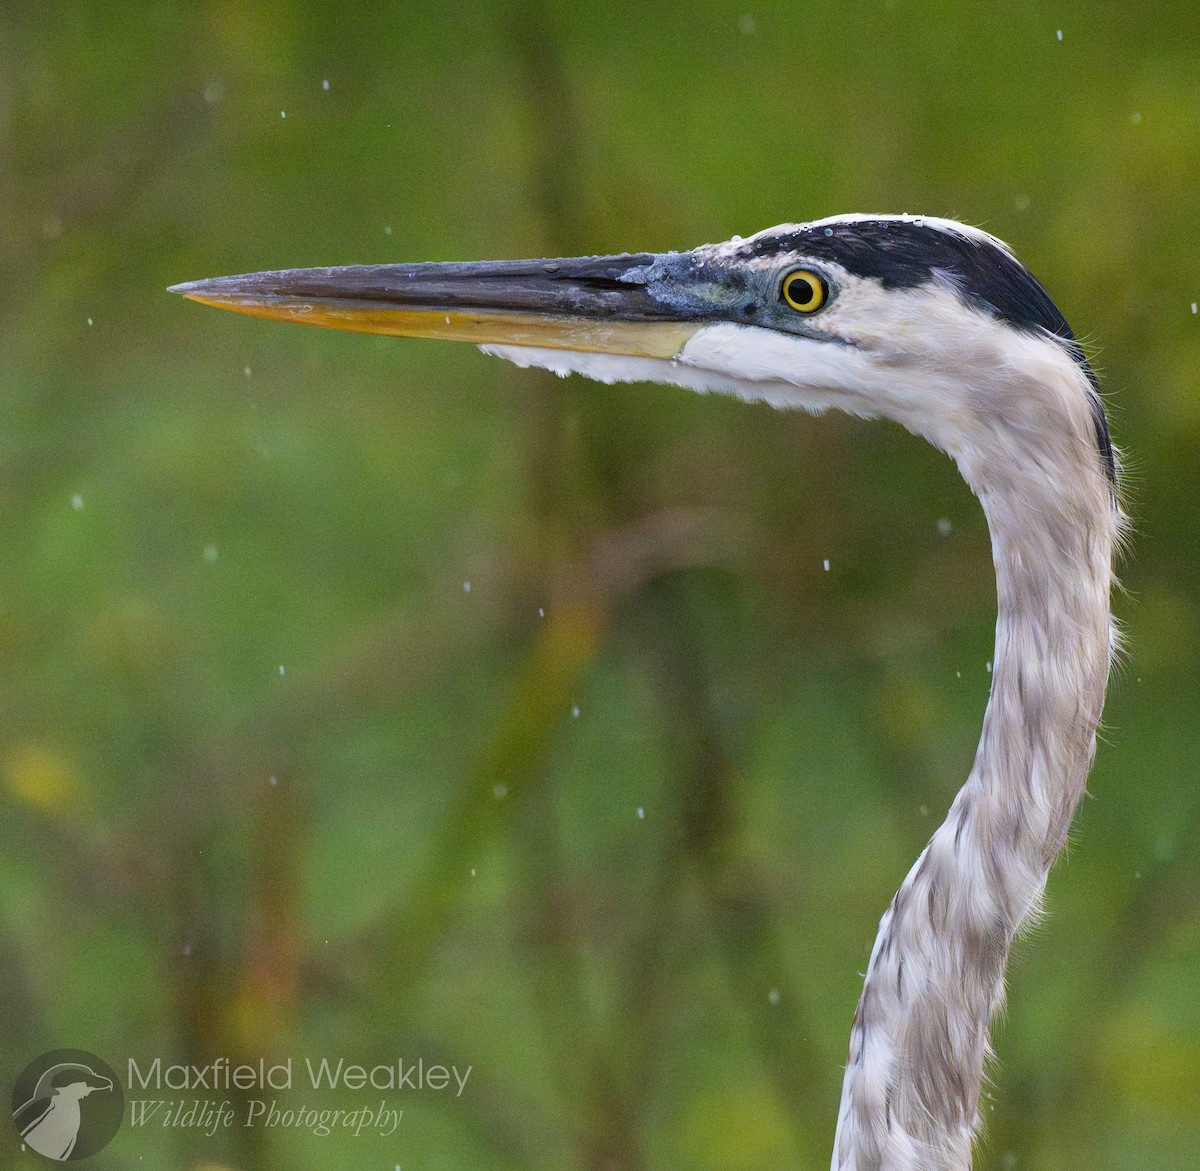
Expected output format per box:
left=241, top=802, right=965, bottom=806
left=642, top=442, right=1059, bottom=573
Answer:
left=831, top=369, right=1118, bottom=1171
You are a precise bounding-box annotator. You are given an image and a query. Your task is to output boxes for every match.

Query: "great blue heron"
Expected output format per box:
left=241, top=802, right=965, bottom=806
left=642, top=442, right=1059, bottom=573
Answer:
left=171, top=214, right=1121, bottom=1171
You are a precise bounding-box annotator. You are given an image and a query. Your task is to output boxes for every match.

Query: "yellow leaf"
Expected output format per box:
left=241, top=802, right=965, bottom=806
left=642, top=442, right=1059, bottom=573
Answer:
left=4, top=742, right=81, bottom=815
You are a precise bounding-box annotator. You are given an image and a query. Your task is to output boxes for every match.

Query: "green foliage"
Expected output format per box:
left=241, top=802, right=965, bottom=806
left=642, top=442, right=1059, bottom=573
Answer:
left=1, top=3, right=1198, bottom=1168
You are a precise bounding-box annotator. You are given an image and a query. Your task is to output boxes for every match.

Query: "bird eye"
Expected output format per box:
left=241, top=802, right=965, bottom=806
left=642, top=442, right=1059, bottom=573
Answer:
left=781, top=269, right=828, bottom=314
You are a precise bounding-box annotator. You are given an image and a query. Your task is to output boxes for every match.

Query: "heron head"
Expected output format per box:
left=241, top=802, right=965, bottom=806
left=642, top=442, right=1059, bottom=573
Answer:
left=170, top=214, right=1113, bottom=491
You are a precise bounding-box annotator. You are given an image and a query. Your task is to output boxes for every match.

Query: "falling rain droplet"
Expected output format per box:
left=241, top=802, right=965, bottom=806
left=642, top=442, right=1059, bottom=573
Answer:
left=269, top=775, right=278, bottom=787
left=1056, top=28, right=1063, bottom=40
left=768, top=987, right=780, bottom=1006
left=822, top=559, right=830, bottom=572
left=463, top=580, right=472, bottom=593
left=322, top=79, right=330, bottom=91
left=636, top=806, right=645, bottom=820
left=278, top=664, right=286, bottom=677
left=71, top=494, right=84, bottom=510
left=571, top=705, right=581, bottom=719
left=203, top=544, right=219, bottom=563
left=244, top=365, right=252, bottom=377
left=87, top=317, right=94, bottom=326
left=937, top=517, right=953, bottom=536
left=280, top=110, right=287, bottom=118
left=493, top=784, right=507, bottom=799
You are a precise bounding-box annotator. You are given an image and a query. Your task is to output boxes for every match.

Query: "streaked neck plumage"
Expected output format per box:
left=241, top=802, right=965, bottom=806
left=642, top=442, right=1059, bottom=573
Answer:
left=830, top=330, right=1119, bottom=1171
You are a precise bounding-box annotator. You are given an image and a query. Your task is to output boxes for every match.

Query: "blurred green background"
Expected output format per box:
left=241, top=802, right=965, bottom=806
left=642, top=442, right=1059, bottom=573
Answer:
left=3, top=3, right=1199, bottom=1169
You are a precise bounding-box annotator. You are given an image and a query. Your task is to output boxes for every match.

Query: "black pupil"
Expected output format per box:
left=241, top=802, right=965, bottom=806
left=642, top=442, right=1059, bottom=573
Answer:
left=790, top=274, right=816, bottom=307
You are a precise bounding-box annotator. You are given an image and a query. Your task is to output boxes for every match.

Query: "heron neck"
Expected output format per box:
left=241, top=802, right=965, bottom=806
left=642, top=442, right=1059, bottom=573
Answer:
left=831, top=449, right=1117, bottom=1171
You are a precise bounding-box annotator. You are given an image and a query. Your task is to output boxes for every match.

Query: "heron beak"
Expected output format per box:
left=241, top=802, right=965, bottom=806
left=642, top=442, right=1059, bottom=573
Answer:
left=168, top=253, right=708, bottom=360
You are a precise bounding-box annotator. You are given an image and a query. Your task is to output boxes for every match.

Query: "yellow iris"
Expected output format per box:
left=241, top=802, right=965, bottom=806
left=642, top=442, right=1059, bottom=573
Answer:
left=781, top=269, right=827, bottom=314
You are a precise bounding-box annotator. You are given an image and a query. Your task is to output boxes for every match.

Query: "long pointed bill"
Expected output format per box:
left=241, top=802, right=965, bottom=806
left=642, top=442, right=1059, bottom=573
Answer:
left=169, top=253, right=707, bottom=360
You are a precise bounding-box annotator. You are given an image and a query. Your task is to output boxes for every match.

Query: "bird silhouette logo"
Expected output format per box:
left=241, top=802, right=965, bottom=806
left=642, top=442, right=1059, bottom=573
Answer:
left=10, top=1050, right=123, bottom=1161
